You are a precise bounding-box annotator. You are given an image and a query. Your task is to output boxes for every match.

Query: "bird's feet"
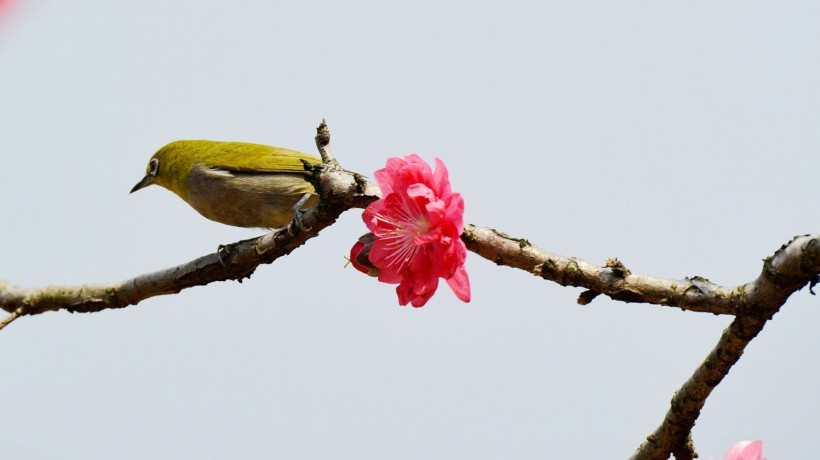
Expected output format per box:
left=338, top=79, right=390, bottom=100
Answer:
left=217, top=244, right=231, bottom=266
left=287, top=193, right=314, bottom=235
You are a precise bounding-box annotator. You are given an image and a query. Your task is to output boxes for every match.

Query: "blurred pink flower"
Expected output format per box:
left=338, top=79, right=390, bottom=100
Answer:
left=355, top=154, right=470, bottom=307
left=724, top=440, right=767, bottom=460
left=0, top=0, right=16, bottom=20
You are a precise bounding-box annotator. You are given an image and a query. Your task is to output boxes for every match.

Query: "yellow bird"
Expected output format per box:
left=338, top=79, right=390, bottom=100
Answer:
left=131, top=140, right=321, bottom=228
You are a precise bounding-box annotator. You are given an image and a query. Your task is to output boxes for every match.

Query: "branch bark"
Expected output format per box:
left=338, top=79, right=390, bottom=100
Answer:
left=629, top=234, right=819, bottom=460
left=461, top=226, right=819, bottom=459
left=462, top=225, right=819, bottom=316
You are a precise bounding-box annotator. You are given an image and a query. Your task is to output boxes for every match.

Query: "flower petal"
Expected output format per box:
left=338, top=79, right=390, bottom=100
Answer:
left=723, top=440, right=766, bottom=460
left=445, top=265, right=471, bottom=302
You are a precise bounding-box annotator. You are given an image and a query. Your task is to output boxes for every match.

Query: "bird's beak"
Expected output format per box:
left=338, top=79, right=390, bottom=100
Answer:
left=130, top=175, right=153, bottom=194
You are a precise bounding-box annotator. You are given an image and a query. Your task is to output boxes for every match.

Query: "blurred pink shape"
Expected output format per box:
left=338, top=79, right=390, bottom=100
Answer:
left=724, top=440, right=767, bottom=460
left=0, top=0, right=16, bottom=20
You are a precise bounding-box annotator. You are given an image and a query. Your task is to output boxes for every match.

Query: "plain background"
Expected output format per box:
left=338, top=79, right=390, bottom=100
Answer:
left=1, top=1, right=818, bottom=458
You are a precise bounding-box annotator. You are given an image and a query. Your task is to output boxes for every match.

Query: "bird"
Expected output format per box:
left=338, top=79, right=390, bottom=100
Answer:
left=130, top=140, right=321, bottom=229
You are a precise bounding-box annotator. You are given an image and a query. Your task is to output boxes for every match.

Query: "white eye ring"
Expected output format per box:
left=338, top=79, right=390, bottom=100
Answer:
left=148, top=158, right=159, bottom=177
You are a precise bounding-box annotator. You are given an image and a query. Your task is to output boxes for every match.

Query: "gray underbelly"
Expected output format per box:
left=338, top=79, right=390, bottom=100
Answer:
left=184, top=165, right=317, bottom=228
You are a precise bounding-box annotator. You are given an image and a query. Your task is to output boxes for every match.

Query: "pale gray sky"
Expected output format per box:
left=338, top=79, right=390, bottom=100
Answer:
left=1, top=1, right=818, bottom=458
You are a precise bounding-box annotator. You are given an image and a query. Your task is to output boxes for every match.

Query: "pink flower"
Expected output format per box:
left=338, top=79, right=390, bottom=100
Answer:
left=0, top=0, right=16, bottom=20
left=724, top=440, right=767, bottom=460
left=355, top=154, right=470, bottom=307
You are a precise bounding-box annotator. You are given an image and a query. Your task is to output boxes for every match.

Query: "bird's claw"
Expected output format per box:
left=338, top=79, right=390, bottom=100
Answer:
left=217, top=244, right=231, bottom=266
left=288, top=193, right=314, bottom=235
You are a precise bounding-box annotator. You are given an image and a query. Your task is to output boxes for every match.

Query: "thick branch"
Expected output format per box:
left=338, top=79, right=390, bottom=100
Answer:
left=462, top=225, right=819, bottom=316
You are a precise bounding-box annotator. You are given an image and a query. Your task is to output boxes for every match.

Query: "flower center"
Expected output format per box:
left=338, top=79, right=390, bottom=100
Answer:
left=375, top=210, right=430, bottom=272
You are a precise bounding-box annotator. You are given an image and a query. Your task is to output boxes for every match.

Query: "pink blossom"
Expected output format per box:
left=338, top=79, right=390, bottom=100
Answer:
left=724, top=440, right=767, bottom=460
left=354, top=154, right=470, bottom=307
left=0, top=0, right=16, bottom=20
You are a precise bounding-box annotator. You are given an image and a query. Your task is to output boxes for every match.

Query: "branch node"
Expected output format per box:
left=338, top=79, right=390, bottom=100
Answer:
left=605, top=258, right=630, bottom=277
left=535, top=259, right=559, bottom=280
left=577, top=290, right=600, bottom=305
left=353, top=173, right=368, bottom=193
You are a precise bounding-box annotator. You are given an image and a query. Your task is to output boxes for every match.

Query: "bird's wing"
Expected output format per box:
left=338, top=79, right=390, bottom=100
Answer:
left=203, top=141, right=321, bottom=174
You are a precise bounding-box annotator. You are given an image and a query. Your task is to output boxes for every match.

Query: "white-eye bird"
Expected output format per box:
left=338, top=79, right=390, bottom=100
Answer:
left=131, top=140, right=321, bottom=228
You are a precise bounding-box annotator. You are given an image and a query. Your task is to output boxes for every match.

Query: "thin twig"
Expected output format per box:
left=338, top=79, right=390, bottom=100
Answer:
left=0, top=308, right=22, bottom=331
left=314, top=118, right=335, bottom=164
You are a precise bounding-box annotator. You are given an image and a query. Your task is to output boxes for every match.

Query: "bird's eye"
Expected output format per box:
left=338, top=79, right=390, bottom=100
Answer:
left=148, top=158, right=159, bottom=177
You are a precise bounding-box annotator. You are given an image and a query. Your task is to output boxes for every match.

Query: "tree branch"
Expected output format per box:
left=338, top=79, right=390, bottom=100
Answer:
left=462, top=226, right=819, bottom=316
left=629, top=234, right=820, bottom=459
left=628, top=314, right=764, bottom=460
left=0, top=123, right=381, bottom=329
left=460, top=224, right=818, bottom=459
